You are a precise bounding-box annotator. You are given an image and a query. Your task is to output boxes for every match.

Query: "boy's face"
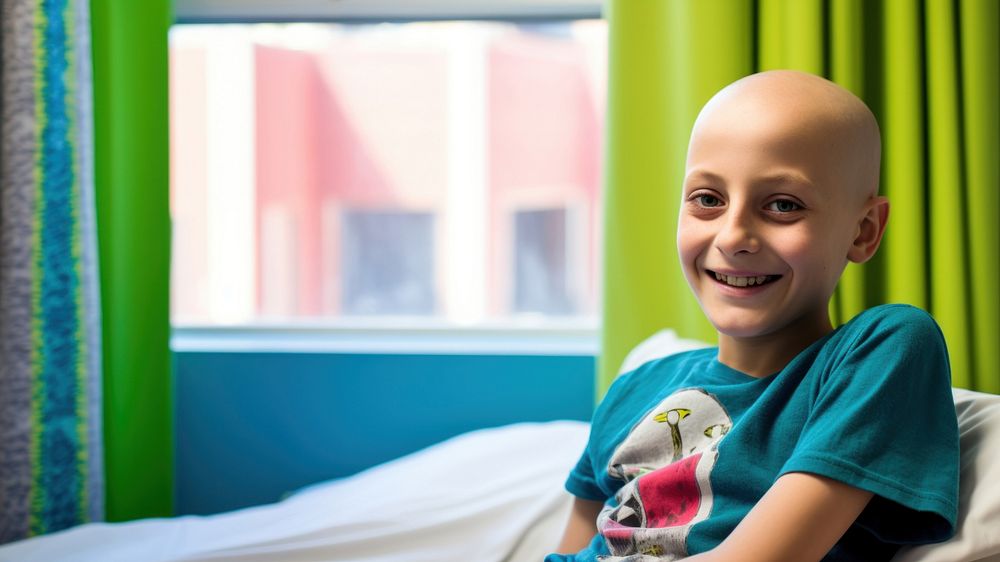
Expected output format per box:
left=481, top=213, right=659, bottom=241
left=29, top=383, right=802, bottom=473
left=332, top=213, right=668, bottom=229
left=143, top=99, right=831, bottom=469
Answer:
left=677, top=78, right=873, bottom=342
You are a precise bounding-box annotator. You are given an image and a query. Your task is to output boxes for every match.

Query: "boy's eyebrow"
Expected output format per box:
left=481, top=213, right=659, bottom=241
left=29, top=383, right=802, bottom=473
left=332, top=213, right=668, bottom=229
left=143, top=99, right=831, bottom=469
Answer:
left=757, top=170, right=815, bottom=189
left=684, top=168, right=815, bottom=189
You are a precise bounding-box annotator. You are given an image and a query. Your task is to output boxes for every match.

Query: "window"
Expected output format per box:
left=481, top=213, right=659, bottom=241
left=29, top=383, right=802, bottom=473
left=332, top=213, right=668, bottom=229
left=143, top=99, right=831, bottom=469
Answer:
left=514, top=208, right=574, bottom=315
left=169, top=14, right=606, bottom=333
left=340, top=210, right=436, bottom=316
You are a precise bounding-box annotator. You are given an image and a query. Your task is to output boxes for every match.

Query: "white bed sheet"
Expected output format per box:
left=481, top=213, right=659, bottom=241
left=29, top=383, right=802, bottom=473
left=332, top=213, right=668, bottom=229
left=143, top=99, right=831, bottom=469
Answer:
left=0, top=421, right=589, bottom=562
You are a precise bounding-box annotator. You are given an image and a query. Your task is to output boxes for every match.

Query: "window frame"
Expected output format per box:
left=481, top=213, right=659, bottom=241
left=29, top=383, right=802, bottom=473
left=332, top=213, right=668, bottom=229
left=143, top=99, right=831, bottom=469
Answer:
left=169, top=1, right=604, bottom=354
left=171, top=321, right=598, bottom=355
left=174, top=0, right=603, bottom=24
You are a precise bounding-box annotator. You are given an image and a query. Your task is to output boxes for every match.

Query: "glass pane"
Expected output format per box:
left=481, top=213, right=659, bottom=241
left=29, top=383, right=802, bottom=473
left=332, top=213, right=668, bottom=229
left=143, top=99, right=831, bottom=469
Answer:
left=169, top=20, right=606, bottom=325
left=341, top=210, right=436, bottom=315
left=514, top=208, right=571, bottom=315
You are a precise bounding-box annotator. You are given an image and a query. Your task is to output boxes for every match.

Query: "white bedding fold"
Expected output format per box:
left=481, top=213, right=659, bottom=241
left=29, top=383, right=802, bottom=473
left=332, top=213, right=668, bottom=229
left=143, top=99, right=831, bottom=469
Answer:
left=0, top=421, right=589, bottom=562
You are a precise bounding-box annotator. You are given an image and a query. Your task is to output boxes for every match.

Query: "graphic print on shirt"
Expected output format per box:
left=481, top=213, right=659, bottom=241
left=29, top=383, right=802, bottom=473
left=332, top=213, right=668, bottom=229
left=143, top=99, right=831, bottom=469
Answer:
left=597, top=388, right=732, bottom=560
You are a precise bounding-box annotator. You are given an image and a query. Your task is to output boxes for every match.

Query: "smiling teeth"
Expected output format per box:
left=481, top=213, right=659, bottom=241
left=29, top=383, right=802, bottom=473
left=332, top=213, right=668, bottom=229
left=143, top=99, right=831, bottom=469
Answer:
left=714, top=272, right=769, bottom=287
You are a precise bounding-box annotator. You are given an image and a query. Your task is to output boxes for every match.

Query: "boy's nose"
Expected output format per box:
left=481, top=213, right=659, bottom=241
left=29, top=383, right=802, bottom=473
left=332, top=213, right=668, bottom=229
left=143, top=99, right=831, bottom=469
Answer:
left=715, top=209, right=760, bottom=256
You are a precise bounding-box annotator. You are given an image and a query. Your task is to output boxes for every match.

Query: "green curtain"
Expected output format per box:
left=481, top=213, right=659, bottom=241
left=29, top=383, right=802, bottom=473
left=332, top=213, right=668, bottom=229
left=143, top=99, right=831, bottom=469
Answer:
left=90, top=0, right=173, bottom=520
left=599, top=0, right=999, bottom=398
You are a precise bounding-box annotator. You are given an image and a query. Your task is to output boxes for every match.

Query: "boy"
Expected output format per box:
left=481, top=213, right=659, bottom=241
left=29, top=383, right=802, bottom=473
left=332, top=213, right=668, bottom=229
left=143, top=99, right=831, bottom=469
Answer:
left=546, top=70, right=959, bottom=561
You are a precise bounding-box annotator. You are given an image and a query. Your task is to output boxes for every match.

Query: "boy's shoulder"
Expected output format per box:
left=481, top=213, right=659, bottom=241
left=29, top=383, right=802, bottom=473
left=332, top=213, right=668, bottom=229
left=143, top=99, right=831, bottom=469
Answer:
left=840, top=303, right=944, bottom=343
left=850, top=302, right=936, bottom=323
left=617, top=329, right=714, bottom=375
left=622, top=345, right=716, bottom=379
left=607, top=346, right=716, bottom=400
left=816, top=304, right=950, bottom=385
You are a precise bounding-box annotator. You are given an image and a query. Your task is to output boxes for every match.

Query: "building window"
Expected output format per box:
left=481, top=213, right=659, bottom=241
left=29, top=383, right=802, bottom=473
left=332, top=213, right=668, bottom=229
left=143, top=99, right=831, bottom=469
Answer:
left=513, top=208, right=573, bottom=315
left=341, top=210, right=436, bottom=316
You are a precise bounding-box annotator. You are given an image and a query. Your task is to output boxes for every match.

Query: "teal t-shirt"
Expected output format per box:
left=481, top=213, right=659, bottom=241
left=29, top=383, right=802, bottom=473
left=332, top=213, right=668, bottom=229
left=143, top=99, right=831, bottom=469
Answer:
left=547, top=304, right=959, bottom=561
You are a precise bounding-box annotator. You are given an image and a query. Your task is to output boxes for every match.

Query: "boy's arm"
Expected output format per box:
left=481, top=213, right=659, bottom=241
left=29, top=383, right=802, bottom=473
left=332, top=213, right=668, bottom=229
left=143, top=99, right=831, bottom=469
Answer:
left=554, top=497, right=604, bottom=554
left=687, top=472, right=873, bottom=562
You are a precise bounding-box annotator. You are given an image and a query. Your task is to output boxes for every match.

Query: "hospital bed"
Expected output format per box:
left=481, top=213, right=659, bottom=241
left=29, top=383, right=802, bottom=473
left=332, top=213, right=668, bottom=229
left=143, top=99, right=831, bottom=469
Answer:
left=1, top=333, right=997, bottom=562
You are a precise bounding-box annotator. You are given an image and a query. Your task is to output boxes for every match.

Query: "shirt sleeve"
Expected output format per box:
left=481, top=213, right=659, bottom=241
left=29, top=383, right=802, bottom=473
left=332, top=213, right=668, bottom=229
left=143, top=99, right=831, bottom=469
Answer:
left=779, top=305, right=960, bottom=544
left=564, top=369, right=639, bottom=502
left=565, top=443, right=605, bottom=501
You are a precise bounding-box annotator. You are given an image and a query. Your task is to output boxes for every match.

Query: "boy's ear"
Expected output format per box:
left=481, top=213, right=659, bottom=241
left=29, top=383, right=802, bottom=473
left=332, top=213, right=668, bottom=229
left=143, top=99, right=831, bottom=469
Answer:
left=847, top=196, right=889, bottom=264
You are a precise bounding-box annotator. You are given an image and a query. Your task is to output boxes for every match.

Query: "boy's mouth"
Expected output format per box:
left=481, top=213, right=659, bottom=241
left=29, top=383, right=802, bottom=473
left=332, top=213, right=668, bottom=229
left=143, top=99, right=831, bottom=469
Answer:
left=706, top=269, right=782, bottom=288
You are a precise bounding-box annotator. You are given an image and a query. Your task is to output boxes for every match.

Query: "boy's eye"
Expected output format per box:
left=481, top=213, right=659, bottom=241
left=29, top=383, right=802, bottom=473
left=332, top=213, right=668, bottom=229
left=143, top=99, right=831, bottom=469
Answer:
left=696, top=194, right=723, bottom=207
left=765, top=199, right=801, bottom=213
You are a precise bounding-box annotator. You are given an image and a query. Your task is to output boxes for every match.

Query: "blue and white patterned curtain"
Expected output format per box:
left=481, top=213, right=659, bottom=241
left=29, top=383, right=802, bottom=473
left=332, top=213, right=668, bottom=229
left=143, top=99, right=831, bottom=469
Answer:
left=0, top=0, right=104, bottom=543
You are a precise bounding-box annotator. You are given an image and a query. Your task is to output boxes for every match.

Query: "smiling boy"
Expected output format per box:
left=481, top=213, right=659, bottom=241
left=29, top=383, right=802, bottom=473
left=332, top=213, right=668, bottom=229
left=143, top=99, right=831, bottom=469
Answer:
left=546, top=70, right=959, bottom=561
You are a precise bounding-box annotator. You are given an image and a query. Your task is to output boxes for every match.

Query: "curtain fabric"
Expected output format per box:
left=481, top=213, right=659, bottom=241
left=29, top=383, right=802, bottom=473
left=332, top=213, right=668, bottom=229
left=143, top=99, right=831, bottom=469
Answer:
left=89, top=0, right=173, bottom=522
left=0, top=0, right=104, bottom=543
left=600, top=0, right=999, bottom=398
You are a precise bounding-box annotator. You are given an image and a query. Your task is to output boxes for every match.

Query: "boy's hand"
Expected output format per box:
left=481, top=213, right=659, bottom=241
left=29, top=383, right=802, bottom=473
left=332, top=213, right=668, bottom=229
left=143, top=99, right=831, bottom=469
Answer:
left=554, top=497, right=604, bottom=554
left=686, top=472, right=873, bottom=561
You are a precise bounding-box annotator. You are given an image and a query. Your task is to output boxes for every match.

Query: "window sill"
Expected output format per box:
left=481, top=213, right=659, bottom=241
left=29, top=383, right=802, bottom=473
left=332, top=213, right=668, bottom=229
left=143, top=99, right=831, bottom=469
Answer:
left=171, top=318, right=599, bottom=355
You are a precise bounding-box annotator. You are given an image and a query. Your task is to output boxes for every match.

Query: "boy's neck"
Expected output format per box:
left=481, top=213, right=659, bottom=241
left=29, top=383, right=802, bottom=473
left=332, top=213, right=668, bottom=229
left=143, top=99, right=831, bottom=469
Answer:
left=716, top=313, right=834, bottom=378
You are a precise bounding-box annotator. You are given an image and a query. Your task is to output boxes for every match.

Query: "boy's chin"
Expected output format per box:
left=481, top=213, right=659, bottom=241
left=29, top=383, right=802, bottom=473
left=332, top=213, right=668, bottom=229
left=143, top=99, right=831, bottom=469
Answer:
left=706, top=306, right=833, bottom=343
left=705, top=313, right=781, bottom=340
left=713, top=325, right=774, bottom=340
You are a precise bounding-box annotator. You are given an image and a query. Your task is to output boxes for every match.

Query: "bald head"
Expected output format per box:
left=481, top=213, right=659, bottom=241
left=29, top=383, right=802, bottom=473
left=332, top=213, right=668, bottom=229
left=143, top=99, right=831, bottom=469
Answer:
left=688, top=70, right=881, bottom=205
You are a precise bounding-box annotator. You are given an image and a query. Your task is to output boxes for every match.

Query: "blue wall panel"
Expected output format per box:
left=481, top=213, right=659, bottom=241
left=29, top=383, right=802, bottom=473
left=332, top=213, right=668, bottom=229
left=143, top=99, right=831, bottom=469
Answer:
left=174, top=352, right=594, bottom=515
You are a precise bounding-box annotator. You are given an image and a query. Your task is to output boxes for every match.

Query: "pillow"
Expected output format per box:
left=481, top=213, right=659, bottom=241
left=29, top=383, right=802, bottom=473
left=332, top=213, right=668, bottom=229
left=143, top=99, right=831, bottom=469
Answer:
left=621, top=330, right=1000, bottom=562
left=617, top=328, right=711, bottom=374
left=893, top=388, right=1000, bottom=562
